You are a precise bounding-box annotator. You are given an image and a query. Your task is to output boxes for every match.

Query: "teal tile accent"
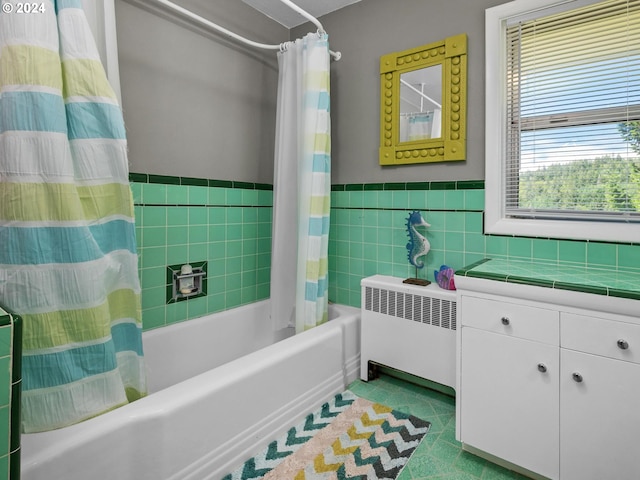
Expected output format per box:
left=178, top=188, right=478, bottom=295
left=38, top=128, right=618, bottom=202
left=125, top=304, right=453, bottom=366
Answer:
left=132, top=174, right=637, bottom=324
left=209, top=179, right=233, bottom=188
left=132, top=174, right=272, bottom=330
left=559, top=240, right=587, bottom=264
left=587, top=242, right=617, bottom=267
left=328, top=181, right=638, bottom=308
left=142, top=183, right=167, bottom=204
left=460, top=258, right=640, bottom=298
left=148, top=174, right=179, bottom=185
left=181, top=176, right=208, bottom=187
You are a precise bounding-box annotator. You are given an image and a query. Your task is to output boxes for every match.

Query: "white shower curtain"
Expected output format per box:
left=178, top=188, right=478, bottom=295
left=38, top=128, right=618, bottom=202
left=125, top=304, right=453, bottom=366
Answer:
left=270, top=33, right=331, bottom=334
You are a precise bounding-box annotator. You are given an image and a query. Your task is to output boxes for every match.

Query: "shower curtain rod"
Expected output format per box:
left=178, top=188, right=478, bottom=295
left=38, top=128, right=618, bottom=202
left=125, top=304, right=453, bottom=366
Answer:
left=137, top=0, right=341, bottom=60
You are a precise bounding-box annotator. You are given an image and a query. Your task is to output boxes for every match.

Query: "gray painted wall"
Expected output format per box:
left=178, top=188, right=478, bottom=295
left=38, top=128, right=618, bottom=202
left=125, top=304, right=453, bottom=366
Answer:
left=116, top=0, right=506, bottom=184
left=115, top=0, right=288, bottom=183
left=293, top=0, right=506, bottom=184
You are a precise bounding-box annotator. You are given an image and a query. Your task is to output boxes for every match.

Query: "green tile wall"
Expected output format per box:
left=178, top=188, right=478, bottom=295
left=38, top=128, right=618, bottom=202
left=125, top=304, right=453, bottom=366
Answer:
left=329, top=181, right=640, bottom=308
left=0, top=306, right=20, bottom=480
left=131, top=174, right=272, bottom=331
left=131, top=174, right=640, bottom=321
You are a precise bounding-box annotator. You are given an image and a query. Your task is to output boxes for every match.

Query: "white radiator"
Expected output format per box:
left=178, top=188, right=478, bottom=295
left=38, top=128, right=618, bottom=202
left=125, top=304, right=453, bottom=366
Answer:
left=360, top=275, right=457, bottom=389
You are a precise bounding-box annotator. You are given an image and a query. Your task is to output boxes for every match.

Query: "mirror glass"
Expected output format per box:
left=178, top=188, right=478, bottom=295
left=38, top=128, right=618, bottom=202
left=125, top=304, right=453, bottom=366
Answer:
left=399, top=65, right=442, bottom=142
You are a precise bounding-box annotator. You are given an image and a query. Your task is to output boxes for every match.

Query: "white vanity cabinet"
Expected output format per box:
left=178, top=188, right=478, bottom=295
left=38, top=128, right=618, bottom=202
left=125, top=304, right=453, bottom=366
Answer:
left=559, top=313, right=640, bottom=480
left=459, top=295, right=560, bottom=480
left=456, top=278, right=640, bottom=480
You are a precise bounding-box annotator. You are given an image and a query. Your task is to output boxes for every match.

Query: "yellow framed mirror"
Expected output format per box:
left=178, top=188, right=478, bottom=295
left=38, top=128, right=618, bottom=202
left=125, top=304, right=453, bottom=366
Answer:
left=379, top=34, right=467, bottom=165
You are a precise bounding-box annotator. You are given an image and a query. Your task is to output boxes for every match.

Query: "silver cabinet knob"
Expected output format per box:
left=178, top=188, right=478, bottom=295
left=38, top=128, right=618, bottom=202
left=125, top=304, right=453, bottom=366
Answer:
left=501, top=316, right=510, bottom=326
left=617, top=339, right=629, bottom=350
left=572, top=372, right=583, bottom=383
left=537, top=363, right=547, bottom=373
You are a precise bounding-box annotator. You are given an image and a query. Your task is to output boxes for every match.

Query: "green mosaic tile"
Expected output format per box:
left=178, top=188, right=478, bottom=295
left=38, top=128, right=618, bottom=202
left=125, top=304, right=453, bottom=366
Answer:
left=508, top=237, right=532, bottom=258
left=143, top=207, right=168, bottom=226
left=208, top=179, right=232, bottom=188
left=464, top=189, right=485, bottom=210
left=141, top=227, right=166, bottom=248
left=181, top=176, right=208, bottom=187
left=166, top=184, right=188, bottom=204
left=532, top=238, right=558, bottom=262
left=376, top=191, right=393, bottom=208
left=188, top=208, right=208, bottom=225
left=444, top=190, right=465, bottom=210
left=617, top=244, right=640, bottom=271
left=187, top=297, right=208, bottom=318
left=225, top=289, right=242, bottom=308
left=0, top=407, right=8, bottom=458
left=0, top=357, right=9, bottom=407
left=208, top=293, right=226, bottom=313
left=188, top=242, right=208, bottom=260
left=130, top=182, right=142, bottom=204
left=608, top=288, right=640, bottom=300
left=444, top=231, right=464, bottom=252
left=226, top=188, right=243, bottom=205
left=141, top=246, right=166, bottom=269
left=407, top=182, right=430, bottom=190
left=167, top=226, right=188, bottom=246
left=188, top=186, right=208, bottom=205
left=142, top=183, right=167, bottom=204
left=129, top=172, right=148, bottom=183
left=166, top=245, right=188, bottom=265
left=148, top=174, right=180, bottom=185
left=350, top=191, right=365, bottom=208
left=0, top=328, right=11, bottom=358
left=445, top=212, right=465, bottom=232
left=242, top=189, right=258, bottom=206
left=165, top=301, right=188, bottom=325
left=392, top=190, right=410, bottom=209
left=587, top=242, right=617, bottom=267
left=142, top=305, right=165, bottom=330
left=189, top=225, right=209, bottom=243
left=166, top=206, right=188, bottom=226
left=456, top=180, right=485, bottom=190
left=208, top=187, right=227, bottom=205
left=361, top=191, right=377, bottom=208
left=559, top=240, right=586, bottom=264
left=426, top=190, right=445, bottom=209
left=430, top=181, right=456, bottom=190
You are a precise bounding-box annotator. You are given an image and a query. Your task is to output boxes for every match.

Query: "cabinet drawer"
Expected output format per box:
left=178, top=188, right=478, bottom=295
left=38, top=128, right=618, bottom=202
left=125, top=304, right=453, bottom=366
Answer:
left=461, top=295, right=559, bottom=344
left=561, top=313, right=640, bottom=364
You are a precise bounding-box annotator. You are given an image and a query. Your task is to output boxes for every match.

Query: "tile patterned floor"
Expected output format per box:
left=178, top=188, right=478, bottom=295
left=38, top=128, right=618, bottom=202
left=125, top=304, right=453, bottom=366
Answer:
left=348, top=375, right=531, bottom=480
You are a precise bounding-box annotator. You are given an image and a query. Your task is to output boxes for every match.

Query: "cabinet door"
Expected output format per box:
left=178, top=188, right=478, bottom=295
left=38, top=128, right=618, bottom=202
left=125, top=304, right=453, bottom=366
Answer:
left=461, top=327, right=560, bottom=480
left=561, top=350, right=640, bottom=480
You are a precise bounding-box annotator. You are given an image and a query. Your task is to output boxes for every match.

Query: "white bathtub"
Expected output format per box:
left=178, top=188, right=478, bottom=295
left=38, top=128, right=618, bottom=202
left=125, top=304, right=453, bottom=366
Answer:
left=21, top=300, right=361, bottom=480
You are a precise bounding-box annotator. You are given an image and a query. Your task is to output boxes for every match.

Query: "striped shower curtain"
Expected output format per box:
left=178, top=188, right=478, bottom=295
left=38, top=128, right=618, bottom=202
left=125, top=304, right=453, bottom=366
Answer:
left=271, top=32, right=331, bottom=334
left=0, top=1, right=146, bottom=432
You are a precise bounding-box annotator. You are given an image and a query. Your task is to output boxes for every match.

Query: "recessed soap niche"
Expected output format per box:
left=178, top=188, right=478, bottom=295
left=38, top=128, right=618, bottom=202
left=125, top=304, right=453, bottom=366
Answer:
left=167, top=261, right=207, bottom=303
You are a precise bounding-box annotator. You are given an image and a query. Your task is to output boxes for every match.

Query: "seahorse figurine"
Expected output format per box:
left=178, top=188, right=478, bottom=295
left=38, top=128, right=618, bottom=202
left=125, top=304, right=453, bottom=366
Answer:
left=405, top=210, right=431, bottom=269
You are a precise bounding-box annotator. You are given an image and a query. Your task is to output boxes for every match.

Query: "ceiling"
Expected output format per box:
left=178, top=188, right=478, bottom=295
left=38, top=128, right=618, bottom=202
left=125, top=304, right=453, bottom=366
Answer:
left=242, top=0, right=362, bottom=28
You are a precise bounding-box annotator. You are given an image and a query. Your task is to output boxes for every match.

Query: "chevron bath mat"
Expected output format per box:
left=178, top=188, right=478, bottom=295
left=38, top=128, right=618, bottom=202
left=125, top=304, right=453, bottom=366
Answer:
left=222, top=390, right=431, bottom=480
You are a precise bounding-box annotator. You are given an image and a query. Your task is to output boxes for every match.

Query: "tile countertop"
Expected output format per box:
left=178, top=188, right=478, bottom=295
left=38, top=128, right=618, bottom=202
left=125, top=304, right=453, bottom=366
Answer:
left=455, top=258, right=640, bottom=301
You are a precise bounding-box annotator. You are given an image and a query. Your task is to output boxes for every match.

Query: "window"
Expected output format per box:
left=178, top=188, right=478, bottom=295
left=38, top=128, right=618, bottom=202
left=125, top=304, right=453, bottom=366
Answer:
left=485, top=0, right=640, bottom=243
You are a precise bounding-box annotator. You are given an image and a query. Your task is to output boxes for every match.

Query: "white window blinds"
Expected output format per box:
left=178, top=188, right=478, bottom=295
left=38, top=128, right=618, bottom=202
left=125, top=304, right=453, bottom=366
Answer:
left=505, top=0, right=640, bottom=221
